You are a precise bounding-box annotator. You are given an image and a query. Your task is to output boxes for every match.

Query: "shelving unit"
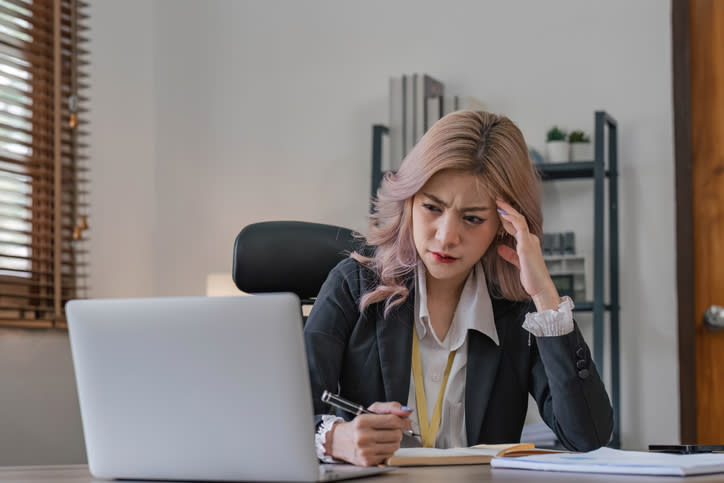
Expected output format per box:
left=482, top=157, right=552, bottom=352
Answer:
left=544, top=254, right=590, bottom=301
left=370, top=111, right=620, bottom=447
left=537, top=111, right=620, bottom=448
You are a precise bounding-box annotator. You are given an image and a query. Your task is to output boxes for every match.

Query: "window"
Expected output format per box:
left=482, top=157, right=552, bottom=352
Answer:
left=0, top=0, right=88, bottom=328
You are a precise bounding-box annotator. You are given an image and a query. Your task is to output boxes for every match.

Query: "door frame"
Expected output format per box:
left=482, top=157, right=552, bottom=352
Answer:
left=673, top=0, right=696, bottom=443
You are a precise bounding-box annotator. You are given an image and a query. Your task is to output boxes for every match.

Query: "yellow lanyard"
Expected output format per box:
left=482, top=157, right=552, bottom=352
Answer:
left=411, top=325, right=457, bottom=448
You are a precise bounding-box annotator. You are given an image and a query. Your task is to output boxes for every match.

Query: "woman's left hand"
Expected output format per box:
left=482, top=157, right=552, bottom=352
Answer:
left=495, top=199, right=561, bottom=312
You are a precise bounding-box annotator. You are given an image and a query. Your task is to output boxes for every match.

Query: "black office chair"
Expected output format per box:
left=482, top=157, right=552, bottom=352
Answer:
left=232, top=221, right=361, bottom=313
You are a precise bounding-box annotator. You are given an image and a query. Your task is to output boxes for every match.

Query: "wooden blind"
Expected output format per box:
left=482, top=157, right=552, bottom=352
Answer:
left=0, top=0, right=88, bottom=328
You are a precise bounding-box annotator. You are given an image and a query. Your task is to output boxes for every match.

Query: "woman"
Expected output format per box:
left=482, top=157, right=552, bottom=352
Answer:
left=304, top=110, right=613, bottom=466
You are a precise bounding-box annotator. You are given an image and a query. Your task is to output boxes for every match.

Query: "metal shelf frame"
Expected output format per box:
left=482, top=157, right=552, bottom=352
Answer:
left=370, top=111, right=620, bottom=447
left=537, top=111, right=620, bottom=447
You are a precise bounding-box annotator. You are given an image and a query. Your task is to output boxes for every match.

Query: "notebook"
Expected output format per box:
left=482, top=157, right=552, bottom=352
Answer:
left=66, top=294, right=392, bottom=482
left=386, top=443, right=561, bottom=466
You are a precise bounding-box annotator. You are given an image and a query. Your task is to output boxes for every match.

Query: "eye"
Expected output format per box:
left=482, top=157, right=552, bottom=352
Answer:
left=422, top=203, right=441, bottom=213
left=464, top=215, right=485, bottom=225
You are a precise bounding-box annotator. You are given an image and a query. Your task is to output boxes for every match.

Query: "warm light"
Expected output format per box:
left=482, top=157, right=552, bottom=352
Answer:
left=206, top=272, right=246, bottom=296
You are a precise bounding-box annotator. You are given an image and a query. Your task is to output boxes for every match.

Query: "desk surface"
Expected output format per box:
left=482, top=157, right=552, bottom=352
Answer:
left=5, top=464, right=724, bottom=483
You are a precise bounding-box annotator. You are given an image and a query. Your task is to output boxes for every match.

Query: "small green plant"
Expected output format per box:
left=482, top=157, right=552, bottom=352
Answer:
left=546, top=126, right=567, bottom=142
left=568, top=130, right=590, bottom=143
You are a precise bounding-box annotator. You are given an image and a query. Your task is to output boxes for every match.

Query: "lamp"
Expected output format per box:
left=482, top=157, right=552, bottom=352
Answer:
left=206, top=272, right=246, bottom=297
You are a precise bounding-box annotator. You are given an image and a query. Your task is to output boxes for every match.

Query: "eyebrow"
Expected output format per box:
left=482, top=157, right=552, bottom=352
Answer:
left=421, top=192, right=492, bottom=212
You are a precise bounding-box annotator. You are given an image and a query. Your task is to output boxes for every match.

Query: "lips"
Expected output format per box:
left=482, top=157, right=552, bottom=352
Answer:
left=430, top=251, right=457, bottom=263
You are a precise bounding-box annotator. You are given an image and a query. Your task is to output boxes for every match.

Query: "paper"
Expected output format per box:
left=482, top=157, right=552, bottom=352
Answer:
left=491, top=447, right=724, bottom=476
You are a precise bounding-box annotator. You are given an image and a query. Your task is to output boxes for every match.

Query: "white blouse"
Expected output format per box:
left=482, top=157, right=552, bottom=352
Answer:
left=406, top=261, right=495, bottom=448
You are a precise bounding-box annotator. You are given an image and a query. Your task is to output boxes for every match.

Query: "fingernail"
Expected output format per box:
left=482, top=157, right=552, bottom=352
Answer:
left=401, top=406, right=412, bottom=411
left=497, top=208, right=508, bottom=215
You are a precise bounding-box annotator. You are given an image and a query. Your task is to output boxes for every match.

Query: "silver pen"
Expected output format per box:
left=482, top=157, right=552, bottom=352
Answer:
left=321, top=390, right=420, bottom=438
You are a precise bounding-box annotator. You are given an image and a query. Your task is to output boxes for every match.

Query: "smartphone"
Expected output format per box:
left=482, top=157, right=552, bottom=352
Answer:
left=648, top=444, right=724, bottom=454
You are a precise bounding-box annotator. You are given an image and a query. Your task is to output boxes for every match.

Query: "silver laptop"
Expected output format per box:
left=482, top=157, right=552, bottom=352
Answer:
left=66, top=294, right=392, bottom=482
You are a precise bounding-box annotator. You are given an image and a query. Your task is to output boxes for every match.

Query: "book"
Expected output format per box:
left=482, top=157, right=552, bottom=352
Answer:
left=388, top=76, right=403, bottom=171
left=389, top=73, right=445, bottom=160
left=402, top=74, right=414, bottom=157
left=385, top=442, right=560, bottom=466
left=442, top=95, right=457, bottom=116
left=414, top=74, right=444, bottom=142
left=426, top=96, right=441, bottom=130
left=490, top=447, right=724, bottom=476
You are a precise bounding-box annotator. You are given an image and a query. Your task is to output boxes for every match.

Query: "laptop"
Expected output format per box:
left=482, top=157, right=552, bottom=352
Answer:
left=66, top=294, right=393, bottom=482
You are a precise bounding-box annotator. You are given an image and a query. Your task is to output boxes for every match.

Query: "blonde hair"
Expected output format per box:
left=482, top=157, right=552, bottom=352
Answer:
left=352, top=110, right=542, bottom=316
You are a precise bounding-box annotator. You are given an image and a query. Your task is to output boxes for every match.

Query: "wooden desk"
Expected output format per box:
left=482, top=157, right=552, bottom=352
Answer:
left=4, top=464, right=724, bottom=483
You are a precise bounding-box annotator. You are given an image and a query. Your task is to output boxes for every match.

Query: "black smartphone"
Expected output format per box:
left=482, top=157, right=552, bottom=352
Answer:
left=648, top=444, right=724, bottom=454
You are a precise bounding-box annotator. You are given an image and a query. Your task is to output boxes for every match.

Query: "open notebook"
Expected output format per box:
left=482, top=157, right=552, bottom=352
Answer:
left=386, top=443, right=562, bottom=466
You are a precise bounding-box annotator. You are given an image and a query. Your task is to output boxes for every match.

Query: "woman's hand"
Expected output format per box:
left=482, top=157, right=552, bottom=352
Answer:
left=495, top=199, right=561, bottom=312
left=325, top=402, right=413, bottom=466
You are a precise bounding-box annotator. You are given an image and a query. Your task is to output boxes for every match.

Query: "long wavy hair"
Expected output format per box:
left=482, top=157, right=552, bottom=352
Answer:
left=352, top=110, right=543, bottom=316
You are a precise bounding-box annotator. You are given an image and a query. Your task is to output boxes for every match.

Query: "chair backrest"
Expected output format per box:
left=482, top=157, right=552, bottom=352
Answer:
left=232, top=221, right=361, bottom=304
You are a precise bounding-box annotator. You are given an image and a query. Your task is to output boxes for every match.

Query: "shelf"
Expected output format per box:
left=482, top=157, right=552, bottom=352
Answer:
left=536, top=161, right=594, bottom=180
left=536, top=161, right=615, bottom=181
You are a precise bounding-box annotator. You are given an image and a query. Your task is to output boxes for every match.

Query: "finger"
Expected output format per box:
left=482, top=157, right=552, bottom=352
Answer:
left=496, top=199, right=520, bottom=216
left=368, top=401, right=413, bottom=416
left=356, top=414, right=410, bottom=430
left=497, top=244, right=520, bottom=269
left=373, top=442, right=404, bottom=458
left=356, top=444, right=401, bottom=466
left=497, top=204, right=529, bottom=236
left=371, top=428, right=406, bottom=444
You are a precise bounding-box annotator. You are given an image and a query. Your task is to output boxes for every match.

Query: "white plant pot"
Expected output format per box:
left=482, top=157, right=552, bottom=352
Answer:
left=546, top=141, right=569, bottom=163
left=570, top=142, right=592, bottom=162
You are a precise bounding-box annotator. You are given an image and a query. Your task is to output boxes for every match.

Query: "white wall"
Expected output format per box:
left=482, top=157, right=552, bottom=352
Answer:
left=0, top=0, right=157, bottom=466
left=150, top=0, right=677, bottom=450
left=0, top=0, right=676, bottom=465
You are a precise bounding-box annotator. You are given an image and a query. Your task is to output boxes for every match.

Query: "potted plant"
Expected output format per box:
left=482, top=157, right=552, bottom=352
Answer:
left=546, top=126, right=568, bottom=163
left=568, top=130, right=592, bottom=162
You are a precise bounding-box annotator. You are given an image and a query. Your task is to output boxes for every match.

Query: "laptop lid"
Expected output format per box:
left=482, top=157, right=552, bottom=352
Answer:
left=67, top=294, right=323, bottom=481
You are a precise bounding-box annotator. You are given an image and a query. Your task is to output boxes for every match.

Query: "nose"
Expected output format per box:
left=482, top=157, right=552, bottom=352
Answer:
left=435, top=214, right=461, bottom=248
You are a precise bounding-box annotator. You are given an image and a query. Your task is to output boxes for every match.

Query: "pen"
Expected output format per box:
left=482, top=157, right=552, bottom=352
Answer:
left=321, top=390, right=420, bottom=438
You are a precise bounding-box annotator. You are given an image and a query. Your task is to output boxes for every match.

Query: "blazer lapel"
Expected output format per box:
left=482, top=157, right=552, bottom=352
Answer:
left=465, top=298, right=516, bottom=444
left=376, top=289, right=415, bottom=404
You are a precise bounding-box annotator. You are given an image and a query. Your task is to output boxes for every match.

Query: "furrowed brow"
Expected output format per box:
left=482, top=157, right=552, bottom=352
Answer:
left=422, top=193, right=491, bottom=212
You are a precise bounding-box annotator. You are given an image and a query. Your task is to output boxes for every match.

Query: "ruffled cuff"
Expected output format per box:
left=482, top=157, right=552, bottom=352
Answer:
left=315, top=414, right=344, bottom=463
left=522, top=296, right=575, bottom=337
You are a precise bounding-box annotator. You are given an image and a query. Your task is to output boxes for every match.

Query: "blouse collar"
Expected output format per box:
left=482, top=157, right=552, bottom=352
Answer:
left=414, top=261, right=499, bottom=349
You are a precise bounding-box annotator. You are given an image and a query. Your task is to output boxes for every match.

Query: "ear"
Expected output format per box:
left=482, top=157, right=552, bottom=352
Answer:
left=497, top=244, right=520, bottom=269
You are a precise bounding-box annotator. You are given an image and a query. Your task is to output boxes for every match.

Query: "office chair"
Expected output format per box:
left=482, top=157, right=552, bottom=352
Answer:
left=232, top=221, right=360, bottom=311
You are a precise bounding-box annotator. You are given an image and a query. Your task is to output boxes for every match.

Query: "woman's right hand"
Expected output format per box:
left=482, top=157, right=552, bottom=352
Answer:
left=325, top=402, right=413, bottom=466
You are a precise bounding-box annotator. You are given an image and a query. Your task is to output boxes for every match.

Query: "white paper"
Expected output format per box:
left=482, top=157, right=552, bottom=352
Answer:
left=491, top=447, right=724, bottom=476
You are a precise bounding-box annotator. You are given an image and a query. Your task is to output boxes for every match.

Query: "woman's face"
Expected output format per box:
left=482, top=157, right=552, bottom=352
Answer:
left=411, top=170, right=500, bottom=292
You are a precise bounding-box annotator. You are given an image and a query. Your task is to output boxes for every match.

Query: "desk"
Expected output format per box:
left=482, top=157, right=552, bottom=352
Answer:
left=4, top=465, right=724, bottom=483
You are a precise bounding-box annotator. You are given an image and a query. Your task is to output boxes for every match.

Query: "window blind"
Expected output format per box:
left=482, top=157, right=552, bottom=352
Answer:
left=0, top=0, right=88, bottom=328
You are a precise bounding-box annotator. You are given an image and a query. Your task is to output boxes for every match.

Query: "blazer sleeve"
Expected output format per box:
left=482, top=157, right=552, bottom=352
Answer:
left=528, top=309, right=614, bottom=451
left=303, top=258, right=362, bottom=428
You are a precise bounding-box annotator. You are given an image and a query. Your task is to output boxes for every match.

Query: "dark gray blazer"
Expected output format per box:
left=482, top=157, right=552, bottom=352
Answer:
left=303, top=258, right=613, bottom=451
